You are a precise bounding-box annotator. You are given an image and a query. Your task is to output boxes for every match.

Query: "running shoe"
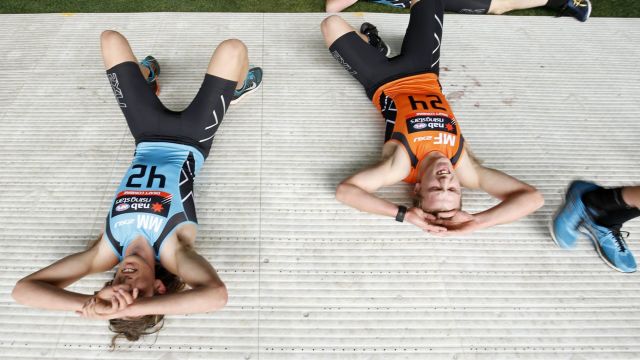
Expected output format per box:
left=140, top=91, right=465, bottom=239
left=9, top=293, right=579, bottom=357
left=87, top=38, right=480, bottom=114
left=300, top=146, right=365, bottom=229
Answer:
left=360, top=22, right=391, bottom=57
left=231, top=66, right=263, bottom=105
left=370, top=0, right=411, bottom=9
left=550, top=180, right=600, bottom=249
left=558, top=0, right=591, bottom=22
left=140, top=55, right=160, bottom=95
left=581, top=218, right=637, bottom=273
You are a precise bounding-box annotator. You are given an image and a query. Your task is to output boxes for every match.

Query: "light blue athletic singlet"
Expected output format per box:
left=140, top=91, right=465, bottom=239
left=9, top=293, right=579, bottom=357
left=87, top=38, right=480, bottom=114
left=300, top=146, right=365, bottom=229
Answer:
left=104, top=142, right=204, bottom=260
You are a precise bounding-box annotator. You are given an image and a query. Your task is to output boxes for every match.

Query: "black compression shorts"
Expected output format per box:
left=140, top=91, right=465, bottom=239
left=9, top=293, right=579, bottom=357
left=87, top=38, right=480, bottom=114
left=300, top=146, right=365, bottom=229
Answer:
left=329, top=0, right=444, bottom=99
left=106, top=61, right=237, bottom=159
left=445, top=0, right=492, bottom=14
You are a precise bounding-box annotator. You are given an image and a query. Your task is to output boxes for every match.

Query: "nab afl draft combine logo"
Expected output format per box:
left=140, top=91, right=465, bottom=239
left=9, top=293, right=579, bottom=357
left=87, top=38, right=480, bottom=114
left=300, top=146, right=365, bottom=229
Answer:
left=115, top=203, right=130, bottom=212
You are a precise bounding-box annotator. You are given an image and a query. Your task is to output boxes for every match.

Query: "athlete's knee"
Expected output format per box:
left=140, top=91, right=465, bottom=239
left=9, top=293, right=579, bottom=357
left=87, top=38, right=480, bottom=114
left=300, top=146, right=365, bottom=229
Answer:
left=216, top=39, right=248, bottom=59
left=321, top=15, right=345, bottom=37
left=100, top=30, right=125, bottom=47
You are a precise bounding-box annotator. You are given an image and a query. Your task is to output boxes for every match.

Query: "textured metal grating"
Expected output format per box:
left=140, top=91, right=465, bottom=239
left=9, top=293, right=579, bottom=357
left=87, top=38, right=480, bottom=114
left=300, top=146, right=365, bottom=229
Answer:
left=0, top=12, right=639, bottom=360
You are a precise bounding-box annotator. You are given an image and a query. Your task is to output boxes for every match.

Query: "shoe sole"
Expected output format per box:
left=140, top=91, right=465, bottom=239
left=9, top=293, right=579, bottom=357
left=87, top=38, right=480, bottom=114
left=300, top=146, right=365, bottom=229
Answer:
left=230, top=81, right=262, bottom=105
left=583, top=1, right=592, bottom=21
left=580, top=226, right=636, bottom=273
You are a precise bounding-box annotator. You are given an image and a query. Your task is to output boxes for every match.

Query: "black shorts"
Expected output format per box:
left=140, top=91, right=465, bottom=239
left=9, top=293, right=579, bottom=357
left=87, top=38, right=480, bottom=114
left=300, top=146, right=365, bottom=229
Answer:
left=106, top=61, right=237, bottom=159
left=329, top=0, right=445, bottom=99
left=445, top=0, right=492, bottom=14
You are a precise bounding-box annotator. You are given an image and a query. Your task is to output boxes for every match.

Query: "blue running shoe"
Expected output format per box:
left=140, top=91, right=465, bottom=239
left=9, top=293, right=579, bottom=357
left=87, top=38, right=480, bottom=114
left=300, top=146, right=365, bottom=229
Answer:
left=558, top=0, right=591, bottom=22
left=140, top=55, right=160, bottom=95
left=581, top=219, right=637, bottom=273
left=550, top=180, right=600, bottom=249
left=232, top=66, right=262, bottom=105
left=360, top=22, right=391, bottom=57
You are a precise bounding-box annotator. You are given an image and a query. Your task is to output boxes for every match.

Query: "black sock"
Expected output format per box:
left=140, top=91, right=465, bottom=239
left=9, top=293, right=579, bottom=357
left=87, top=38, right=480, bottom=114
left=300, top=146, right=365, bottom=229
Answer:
left=545, top=0, right=566, bottom=9
left=593, top=209, right=640, bottom=229
left=583, top=187, right=640, bottom=228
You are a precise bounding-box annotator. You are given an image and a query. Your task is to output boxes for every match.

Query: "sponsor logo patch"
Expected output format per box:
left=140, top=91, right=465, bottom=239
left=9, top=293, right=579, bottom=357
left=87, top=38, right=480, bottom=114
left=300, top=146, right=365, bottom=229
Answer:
left=111, top=190, right=172, bottom=217
left=405, top=114, right=457, bottom=135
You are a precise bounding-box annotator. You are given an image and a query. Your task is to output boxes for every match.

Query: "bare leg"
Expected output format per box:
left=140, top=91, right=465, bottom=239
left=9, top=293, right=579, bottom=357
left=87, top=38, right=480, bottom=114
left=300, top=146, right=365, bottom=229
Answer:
left=206, top=39, right=249, bottom=90
left=320, top=15, right=368, bottom=48
left=487, top=0, right=548, bottom=14
left=326, top=0, right=359, bottom=12
left=622, top=187, right=640, bottom=209
left=100, top=30, right=150, bottom=78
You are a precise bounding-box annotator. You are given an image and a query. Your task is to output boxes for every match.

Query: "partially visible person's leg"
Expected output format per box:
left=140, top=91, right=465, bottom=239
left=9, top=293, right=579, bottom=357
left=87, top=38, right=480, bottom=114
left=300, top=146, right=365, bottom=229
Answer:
left=443, top=0, right=493, bottom=14
left=100, top=30, right=158, bottom=87
left=583, top=186, right=640, bottom=229
left=444, top=0, right=590, bottom=21
left=622, top=187, right=640, bottom=209
left=100, top=30, right=165, bottom=141
left=393, top=0, right=445, bottom=75
left=326, top=0, right=358, bottom=12
left=326, top=0, right=411, bottom=12
left=101, top=30, right=137, bottom=70
left=321, top=15, right=394, bottom=98
left=183, top=39, right=262, bottom=158
left=205, top=39, right=249, bottom=87
left=321, top=15, right=368, bottom=48
left=486, top=0, right=546, bottom=14
left=551, top=181, right=637, bottom=273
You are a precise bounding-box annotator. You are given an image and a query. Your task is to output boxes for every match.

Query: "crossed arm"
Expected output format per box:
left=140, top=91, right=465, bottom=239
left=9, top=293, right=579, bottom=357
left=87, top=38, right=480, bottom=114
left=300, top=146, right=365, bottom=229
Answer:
left=107, top=239, right=228, bottom=318
left=439, top=151, right=545, bottom=235
left=12, top=239, right=118, bottom=312
left=12, top=236, right=227, bottom=319
left=335, top=146, right=544, bottom=235
left=335, top=148, right=448, bottom=232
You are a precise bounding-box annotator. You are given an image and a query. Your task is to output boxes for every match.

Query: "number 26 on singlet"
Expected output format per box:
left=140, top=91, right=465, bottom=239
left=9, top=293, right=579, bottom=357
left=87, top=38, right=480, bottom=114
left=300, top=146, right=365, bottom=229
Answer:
left=126, top=165, right=166, bottom=188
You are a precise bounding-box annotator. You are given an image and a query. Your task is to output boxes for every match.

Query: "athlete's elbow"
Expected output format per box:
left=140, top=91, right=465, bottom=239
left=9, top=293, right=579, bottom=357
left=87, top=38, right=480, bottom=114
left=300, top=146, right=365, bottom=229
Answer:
left=11, top=278, right=30, bottom=305
left=530, top=189, right=545, bottom=211
left=335, top=182, right=351, bottom=204
left=208, top=284, right=228, bottom=311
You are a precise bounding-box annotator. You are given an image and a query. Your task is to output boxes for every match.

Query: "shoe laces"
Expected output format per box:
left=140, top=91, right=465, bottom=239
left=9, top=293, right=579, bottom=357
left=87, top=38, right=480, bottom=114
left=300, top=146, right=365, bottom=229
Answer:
left=557, top=0, right=586, bottom=16
left=246, top=70, right=256, bottom=82
left=239, top=70, right=256, bottom=91
left=140, top=59, right=157, bottom=82
left=572, top=0, right=587, bottom=7
left=610, top=228, right=630, bottom=253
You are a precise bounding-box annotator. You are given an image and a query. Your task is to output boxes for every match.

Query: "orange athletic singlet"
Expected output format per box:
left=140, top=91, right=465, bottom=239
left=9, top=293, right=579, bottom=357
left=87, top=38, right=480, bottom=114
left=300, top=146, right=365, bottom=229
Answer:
left=372, top=73, right=465, bottom=183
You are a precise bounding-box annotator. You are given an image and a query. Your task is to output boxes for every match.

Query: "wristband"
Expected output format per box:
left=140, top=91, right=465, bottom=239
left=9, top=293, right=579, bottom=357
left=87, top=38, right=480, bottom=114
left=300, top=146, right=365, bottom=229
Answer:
left=395, top=205, right=407, bottom=222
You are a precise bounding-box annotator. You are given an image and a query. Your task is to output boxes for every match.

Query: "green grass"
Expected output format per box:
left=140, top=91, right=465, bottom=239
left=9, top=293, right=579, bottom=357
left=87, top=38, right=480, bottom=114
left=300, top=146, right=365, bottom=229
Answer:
left=1, top=0, right=638, bottom=17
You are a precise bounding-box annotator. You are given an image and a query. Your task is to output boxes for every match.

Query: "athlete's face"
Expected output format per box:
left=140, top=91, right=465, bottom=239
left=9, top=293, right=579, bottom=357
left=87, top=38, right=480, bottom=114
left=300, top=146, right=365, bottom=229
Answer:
left=111, top=255, right=158, bottom=297
left=418, top=157, right=462, bottom=218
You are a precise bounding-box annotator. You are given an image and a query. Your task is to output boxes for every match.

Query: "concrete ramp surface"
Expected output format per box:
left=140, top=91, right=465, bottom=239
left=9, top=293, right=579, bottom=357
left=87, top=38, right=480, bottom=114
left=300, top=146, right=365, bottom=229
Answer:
left=1, top=12, right=639, bottom=360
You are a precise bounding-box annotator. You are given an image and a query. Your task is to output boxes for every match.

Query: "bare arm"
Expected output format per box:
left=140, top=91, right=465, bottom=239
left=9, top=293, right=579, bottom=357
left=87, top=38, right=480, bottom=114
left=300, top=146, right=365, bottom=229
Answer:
left=336, top=154, right=406, bottom=217
left=12, top=238, right=118, bottom=312
left=119, top=238, right=227, bottom=317
left=441, top=150, right=544, bottom=234
left=336, top=147, right=446, bottom=232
